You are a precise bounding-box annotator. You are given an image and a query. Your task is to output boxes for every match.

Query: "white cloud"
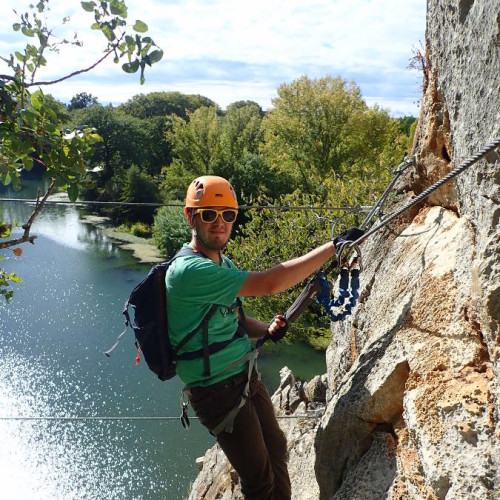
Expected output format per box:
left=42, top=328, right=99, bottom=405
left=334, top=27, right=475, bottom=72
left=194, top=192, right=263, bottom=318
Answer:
left=0, top=0, right=426, bottom=116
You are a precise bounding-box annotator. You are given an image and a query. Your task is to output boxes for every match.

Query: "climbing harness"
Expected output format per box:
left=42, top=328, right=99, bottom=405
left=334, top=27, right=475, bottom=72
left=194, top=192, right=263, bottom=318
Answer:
left=179, top=348, right=260, bottom=435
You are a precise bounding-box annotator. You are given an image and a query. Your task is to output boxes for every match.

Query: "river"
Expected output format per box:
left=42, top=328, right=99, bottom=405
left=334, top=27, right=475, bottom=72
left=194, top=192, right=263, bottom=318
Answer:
left=0, top=180, right=326, bottom=500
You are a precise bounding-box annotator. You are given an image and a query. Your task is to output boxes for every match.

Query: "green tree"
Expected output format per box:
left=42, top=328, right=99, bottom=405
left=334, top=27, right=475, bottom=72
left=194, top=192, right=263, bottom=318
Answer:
left=44, top=94, right=71, bottom=123
left=0, top=0, right=163, bottom=301
left=397, top=115, right=417, bottom=136
left=69, top=104, right=149, bottom=187
left=221, top=101, right=264, bottom=163
left=339, top=105, right=410, bottom=204
left=117, top=164, right=159, bottom=223
left=261, top=76, right=366, bottom=193
left=118, top=92, right=220, bottom=177
left=213, top=153, right=290, bottom=202
left=153, top=205, right=191, bottom=258
left=68, top=92, right=99, bottom=111
left=163, top=106, right=222, bottom=195
left=162, top=100, right=270, bottom=201
left=120, top=91, right=218, bottom=120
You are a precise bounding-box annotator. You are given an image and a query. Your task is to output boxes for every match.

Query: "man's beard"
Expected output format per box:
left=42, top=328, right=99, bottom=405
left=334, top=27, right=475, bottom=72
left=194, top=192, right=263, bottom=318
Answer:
left=194, top=230, right=229, bottom=251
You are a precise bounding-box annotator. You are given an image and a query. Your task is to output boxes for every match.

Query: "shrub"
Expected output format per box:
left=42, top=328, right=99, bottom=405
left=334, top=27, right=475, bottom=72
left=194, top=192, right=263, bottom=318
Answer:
left=130, top=222, right=153, bottom=238
left=153, top=205, right=191, bottom=258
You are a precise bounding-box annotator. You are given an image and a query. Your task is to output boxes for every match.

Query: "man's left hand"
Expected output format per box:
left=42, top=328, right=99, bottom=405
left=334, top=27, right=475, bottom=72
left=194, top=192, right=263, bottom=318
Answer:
left=267, top=315, right=288, bottom=342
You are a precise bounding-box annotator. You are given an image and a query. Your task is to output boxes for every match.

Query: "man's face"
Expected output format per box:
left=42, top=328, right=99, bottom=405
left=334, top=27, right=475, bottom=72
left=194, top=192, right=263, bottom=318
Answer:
left=189, top=206, right=236, bottom=251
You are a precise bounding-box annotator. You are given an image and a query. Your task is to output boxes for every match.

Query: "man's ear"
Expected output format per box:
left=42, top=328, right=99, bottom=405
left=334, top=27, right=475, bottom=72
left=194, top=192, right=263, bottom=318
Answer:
left=185, top=207, right=195, bottom=228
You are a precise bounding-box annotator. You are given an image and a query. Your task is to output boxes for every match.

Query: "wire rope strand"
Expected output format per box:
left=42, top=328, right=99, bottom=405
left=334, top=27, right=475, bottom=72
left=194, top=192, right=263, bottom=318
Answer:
left=0, top=414, right=321, bottom=421
left=352, top=137, right=500, bottom=245
left=359, top=155, right=415, bottom=230
left=0, top=198, right=373, bottom=212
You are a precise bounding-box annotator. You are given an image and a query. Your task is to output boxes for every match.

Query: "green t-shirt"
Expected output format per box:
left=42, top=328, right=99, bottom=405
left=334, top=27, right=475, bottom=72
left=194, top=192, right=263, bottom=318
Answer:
left=166, top=244, right=250, bottom=387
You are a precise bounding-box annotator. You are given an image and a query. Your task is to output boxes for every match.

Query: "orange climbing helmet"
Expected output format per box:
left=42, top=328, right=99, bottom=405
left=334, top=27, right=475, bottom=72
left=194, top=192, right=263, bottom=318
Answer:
left=185, top=176, right=238, bottom=210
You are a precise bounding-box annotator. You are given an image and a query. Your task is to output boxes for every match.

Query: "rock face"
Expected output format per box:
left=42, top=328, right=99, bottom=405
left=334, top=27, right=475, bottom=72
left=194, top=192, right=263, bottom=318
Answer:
left=188, top=1, right=499, bottom=498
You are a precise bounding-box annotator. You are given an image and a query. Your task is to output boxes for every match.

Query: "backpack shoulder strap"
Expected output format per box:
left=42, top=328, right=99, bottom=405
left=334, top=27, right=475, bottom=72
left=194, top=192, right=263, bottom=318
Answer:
left=104, top=247, right=200, bottom=357
left=174, top=246, right=197, bottom=259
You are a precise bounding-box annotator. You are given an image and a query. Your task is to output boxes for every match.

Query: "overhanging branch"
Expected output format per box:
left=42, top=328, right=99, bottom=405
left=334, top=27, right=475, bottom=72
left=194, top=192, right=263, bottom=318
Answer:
left=27, top=49, right=114, bottom=87
left=0, top=177, right=56, bottom=249
left=0, top=49, right=114, bottom=87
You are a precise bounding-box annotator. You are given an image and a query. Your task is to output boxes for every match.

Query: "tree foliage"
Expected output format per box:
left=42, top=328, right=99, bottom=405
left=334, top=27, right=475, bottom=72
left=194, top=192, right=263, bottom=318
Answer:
left=0, top=0, right=162, bottom=194
left=163, top=106, right=223, bottom=182
left=116, top=164, right=159, bottom=223
left=0, top=0, right=163, bottom=301
left=221, top=101, right=264, bottom=162
left=260, top=75, right=409, bottom=197
left=119, top=91, right=218, bottom=120
left=153, top=205, right=191, bottom=258
left=68, top=92, right=99, bottom=111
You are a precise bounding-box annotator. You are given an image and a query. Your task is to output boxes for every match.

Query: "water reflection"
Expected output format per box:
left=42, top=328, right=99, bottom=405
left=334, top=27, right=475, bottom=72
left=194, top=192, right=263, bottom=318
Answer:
left=1, top=200, right=118, bottom=256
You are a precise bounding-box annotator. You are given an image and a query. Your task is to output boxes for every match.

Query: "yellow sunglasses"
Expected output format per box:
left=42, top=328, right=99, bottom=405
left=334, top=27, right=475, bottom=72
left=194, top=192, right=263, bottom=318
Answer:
left=193, top=208, right=238, bottom=223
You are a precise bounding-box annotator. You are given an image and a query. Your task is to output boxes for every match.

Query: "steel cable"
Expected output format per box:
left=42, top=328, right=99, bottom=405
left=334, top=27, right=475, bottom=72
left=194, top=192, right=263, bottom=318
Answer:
left=351, top=137, right=500, bottom=246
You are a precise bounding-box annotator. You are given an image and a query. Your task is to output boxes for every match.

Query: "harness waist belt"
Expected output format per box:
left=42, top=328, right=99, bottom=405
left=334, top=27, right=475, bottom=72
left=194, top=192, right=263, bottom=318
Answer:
left=175, top=324, right=246, bottom=362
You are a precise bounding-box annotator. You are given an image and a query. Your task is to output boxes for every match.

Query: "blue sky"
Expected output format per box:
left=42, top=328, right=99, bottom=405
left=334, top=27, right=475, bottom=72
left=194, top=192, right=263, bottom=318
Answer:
left=0, top=0, right=426, bottom=117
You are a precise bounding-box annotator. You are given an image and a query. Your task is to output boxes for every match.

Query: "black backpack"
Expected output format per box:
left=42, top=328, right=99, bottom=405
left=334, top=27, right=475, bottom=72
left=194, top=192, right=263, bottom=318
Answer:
left=105, top=247, right=245, bottom=381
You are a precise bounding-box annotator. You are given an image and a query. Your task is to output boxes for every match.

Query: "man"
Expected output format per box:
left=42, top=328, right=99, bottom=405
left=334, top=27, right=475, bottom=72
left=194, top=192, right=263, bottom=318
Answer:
left=167, top=175, right=363, bottom=499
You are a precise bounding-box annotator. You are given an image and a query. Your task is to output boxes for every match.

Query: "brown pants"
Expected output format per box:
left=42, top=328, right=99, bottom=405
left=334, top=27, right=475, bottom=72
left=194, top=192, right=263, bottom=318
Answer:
left=188, top=368, right=291, bottom=500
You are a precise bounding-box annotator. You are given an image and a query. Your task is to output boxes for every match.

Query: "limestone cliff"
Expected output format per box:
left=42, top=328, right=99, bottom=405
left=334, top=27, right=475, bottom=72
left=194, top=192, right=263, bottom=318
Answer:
left=188, top=1, right=499, bottom=498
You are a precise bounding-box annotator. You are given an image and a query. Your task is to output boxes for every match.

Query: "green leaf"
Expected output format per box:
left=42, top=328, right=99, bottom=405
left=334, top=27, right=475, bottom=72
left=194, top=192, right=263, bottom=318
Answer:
left=122, top=59, right=140, bottom=73
left=147, top=49, right=163, bottom=64
left=88, top=133, right=103, bottom=143
left=13, top=23, right=21, bottom=31
left=0, top=223, right=12, bottom=238
left=133, top=20, right=148, bottom=33
left=22, top=27, right=35, bottom=37
left=101, top=24, right=115, bottom=41
left=81, top=1, right=96, bottom=12
left=2, top=172, right=12, bottom=186
left=8, top=273, right=23, bottom=284
left=22, top=156, right=34, bottom=171
left=31, top=90, right=44, bottom=111
left=140, top=62, right=145, bottom=84
left=67, top=183, right=79, bottom=202
left=110, top=0, right=128, bottom=17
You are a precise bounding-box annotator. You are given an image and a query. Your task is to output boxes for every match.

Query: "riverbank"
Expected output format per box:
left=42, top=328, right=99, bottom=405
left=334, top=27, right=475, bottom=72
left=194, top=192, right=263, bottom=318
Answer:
left=47, top=192, right=163, bottom=264
left=81, top=214, right=163, bottom=264
left=103, top=226, right=163, bottom=264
